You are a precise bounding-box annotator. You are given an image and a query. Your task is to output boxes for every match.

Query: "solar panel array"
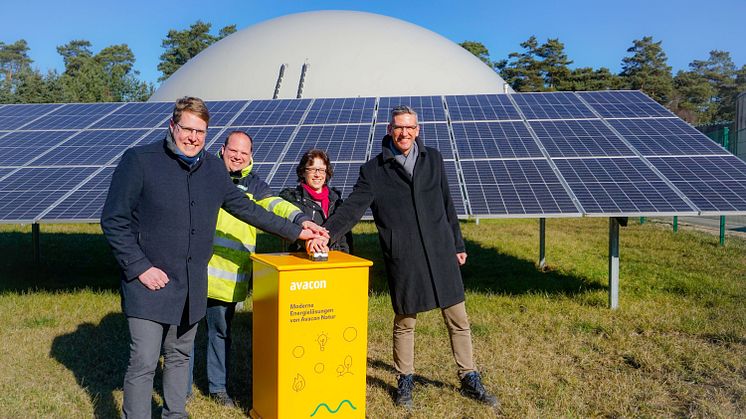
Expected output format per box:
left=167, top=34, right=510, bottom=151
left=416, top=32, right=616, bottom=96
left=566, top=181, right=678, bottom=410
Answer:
left=1, top=90, right=745, bottom=224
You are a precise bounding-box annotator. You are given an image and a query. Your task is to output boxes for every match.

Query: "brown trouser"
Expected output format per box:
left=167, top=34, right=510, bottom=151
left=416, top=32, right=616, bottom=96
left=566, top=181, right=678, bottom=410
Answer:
left=392, top=301, right=476, bottom=380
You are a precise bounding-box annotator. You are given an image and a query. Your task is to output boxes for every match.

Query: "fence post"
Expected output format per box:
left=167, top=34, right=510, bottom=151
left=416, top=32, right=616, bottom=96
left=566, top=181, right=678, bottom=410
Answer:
left=723, top=127, right=730, bottom=150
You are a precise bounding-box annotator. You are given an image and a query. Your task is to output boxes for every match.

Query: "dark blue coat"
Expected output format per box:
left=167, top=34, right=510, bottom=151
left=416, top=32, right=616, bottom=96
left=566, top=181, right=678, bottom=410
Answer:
left=101, top=139, right=301, bottom=325
left=324, top=135, right=466, bottom=315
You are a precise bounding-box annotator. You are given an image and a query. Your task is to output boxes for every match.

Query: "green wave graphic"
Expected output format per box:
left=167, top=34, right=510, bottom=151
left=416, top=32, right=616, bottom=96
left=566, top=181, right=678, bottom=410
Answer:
left=309, top=399, right=357, bottom=416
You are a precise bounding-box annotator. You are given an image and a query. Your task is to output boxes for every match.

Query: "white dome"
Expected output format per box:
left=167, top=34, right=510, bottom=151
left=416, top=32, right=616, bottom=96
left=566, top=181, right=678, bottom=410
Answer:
left=150, top=10, right=510, bottom=101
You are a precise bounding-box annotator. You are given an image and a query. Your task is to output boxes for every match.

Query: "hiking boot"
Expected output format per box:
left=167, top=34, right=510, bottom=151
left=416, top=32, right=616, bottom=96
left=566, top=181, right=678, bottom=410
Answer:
left=460, top=372, right=499, bottom=407
left=395, top=374, right=414, bottom=408
left=209, top=391, right=235, bottom=407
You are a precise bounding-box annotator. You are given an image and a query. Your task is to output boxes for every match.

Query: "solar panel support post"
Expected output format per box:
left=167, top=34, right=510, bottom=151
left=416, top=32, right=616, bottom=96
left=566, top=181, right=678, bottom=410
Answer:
left=32, top=223, right=40, bottom=264
left=608, top=218, right=621, bottom=309
left=720, top=216, right=726, bottom=246
left=673, top=216, right=678, bottom=233
left=538, top=218, right=546, bottom=270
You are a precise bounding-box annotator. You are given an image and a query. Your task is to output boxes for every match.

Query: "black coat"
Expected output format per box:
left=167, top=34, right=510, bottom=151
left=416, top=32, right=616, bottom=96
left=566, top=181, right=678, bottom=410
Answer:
left=101, top=139, right=301, bottom=325
left=324, top=136, right=466, bottom=315
left=279, top=185, right=352, bottom=253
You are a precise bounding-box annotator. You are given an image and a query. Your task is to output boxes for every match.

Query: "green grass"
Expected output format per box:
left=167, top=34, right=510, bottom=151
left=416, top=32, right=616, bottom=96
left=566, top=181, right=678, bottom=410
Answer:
left=0, top=219, right=744, bottom=417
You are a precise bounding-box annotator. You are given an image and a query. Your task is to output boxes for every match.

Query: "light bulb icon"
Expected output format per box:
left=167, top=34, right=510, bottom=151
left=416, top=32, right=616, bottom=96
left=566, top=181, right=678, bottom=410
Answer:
left=317, top=331, right=329, bottom=351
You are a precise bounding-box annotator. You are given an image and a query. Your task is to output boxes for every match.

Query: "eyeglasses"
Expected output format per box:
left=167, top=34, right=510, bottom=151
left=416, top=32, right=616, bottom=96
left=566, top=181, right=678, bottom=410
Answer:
left=391, top=125, right=418, bottom=133
left=175, top=122, right=207, bottom=138
left=305, top=167, right=327, bottom=175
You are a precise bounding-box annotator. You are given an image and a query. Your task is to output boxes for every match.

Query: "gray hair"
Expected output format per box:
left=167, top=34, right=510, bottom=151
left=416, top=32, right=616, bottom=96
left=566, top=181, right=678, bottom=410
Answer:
left=389, top=105, right=418, bottom=124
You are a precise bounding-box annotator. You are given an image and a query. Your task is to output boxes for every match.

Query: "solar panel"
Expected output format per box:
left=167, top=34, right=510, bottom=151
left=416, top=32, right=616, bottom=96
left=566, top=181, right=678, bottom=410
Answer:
left=513, top=92, right=596, bottom=120
left=41, top=167, right=114, bottom=222
left=91, top=102, right=173, bottom=129
left=0, top=130, right=76, bottom=167
left=303, top=97, right=376, bottom=125
left=460, top=159, right=579, bottom=216
left=0, top=166, right=98, bottom=221
left=267, top=163, right=299, bottom=192
left=22, top=103, right=122, bottom=130
left=446, top=94, right=521, bottom=121
left=207, top=126, right=297, bottom=162
left=245, top=163, right=274, bottom=183
left=609, top=118, right=727, bottom=156
left=205, top=100, right=249, bottom=126
left=139, top=129, right=169, bottom=145
left=579, top=91, right=674, bottom=118
left=285, top=125, right=370, bottom=163
left=554, top=157, right=695, bottom=215
left=0, top=103, right=61, bottom=117
left=452, top=121, right=542, bottom=159
left=530, top=119, right=635, bottom=157
left=0, top=168, right=15, bottom=179
left=648, top=156, right=746, bottom=212
left=231, top=99, right=311, bottom=126
left=377, top=96, right=446, bottom=122
left=0, top=103, right=63, bottom=130
left=1, top=90, right=745, bottom=224
left=32, top=129, right=150, bottom=166
left=444, top=160, right=466, bottom=216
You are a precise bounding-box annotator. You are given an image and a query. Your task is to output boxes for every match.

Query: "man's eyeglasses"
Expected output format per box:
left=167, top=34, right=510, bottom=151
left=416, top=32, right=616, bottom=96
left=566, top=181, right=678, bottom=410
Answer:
left=305, top=167, right=327, bottom=175
left=175, top=122, right=207, bottom=138
left=391, top=125, right=418, bottom=133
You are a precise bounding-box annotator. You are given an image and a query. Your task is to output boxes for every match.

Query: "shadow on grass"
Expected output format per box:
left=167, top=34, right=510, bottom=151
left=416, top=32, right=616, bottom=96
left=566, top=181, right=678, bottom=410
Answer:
left=366, top=357, right=453, bottom=404
left=351, top=232, right=605, bottom=297
left=0, top=230, right=120, bottom=293
left=50, top=310, right=257, bottom=417
left=50, top=312, right=129, bottom=418
left=190, top=310, right=255, bottom=416
left=2, top=229, right=602, bottom=297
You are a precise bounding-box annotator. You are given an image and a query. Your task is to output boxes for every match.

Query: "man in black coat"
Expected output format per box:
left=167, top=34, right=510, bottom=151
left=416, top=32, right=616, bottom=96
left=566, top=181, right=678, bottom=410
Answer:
left=101, top=97, right=325, bottom=418
left=312, top=105, right=498, bottom=409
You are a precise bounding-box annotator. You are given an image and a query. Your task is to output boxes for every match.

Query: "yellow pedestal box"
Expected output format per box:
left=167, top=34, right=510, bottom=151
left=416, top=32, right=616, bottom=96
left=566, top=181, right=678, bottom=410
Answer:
left=249, top=251, right=373, bottom=419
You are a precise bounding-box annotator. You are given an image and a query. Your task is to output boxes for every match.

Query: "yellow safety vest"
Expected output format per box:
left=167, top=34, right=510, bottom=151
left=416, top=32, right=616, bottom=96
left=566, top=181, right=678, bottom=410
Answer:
left=207, top=179, right=303, bottom=303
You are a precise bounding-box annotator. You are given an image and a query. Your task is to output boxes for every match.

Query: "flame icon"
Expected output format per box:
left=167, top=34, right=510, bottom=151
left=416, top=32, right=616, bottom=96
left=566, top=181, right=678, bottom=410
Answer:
left=317, top=331, right=329, bottom=351
left=293, top=373, right=306, bottom=392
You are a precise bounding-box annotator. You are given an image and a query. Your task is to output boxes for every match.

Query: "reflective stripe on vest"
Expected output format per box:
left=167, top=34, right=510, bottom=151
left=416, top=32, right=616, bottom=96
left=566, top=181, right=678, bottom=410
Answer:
left=288, top=209, right=302, bottom=221
left=266, top=197, right=283, bottom=213
left=213, top=236, right=256, bottom=253
left=207, top=265, right=248, bottom=283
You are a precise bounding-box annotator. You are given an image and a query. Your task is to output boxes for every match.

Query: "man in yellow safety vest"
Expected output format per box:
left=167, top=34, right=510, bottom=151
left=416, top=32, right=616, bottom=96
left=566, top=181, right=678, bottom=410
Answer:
left=190, top=130, right=314, bottom=407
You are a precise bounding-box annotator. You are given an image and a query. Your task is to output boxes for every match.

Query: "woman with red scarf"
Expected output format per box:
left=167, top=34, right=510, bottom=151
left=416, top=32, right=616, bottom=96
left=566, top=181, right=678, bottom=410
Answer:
left=280, top=149, right=352, bottom=253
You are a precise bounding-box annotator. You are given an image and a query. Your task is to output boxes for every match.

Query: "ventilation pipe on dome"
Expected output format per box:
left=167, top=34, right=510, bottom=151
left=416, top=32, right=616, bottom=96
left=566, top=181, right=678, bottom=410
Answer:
left=273, top=64, right=287, bottom=99
left=297, top=62, right=309, bottom=98
left=503, top=83, right=510, bottom=94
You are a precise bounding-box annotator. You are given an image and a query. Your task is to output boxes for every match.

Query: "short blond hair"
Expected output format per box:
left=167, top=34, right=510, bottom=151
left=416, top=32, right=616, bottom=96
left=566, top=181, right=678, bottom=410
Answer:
left=172, top=96, right=210, bottom=125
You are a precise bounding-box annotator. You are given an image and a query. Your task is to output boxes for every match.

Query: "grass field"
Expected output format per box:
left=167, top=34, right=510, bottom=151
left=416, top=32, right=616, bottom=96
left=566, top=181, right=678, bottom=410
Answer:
left=0, top=218, right=743, bottom=418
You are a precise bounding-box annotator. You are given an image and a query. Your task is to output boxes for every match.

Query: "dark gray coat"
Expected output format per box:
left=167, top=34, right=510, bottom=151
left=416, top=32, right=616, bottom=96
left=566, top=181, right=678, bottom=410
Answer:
left=101, top=139, right=301, bottom=325
left=324, top=136, right=466, bottom=315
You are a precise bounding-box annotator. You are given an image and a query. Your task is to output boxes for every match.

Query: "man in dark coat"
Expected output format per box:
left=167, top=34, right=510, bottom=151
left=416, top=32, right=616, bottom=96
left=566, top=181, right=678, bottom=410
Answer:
left=314, top=105, right=498, bottom=408
left=101, top=97, right=324, bottom=418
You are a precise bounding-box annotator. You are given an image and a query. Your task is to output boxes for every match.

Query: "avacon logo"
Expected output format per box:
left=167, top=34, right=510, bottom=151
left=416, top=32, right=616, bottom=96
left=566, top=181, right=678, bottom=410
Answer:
left=290, top=280, right=327, bottom=291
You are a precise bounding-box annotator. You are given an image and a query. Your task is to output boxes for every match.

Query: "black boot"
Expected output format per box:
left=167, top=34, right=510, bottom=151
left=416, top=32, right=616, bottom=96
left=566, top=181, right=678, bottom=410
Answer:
left=460, top=372, right=499, bottom=407
left=395, top=374, right=414, bottom=408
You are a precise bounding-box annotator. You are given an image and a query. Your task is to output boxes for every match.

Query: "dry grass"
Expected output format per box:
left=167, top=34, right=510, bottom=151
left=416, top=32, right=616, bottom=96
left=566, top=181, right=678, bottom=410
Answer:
left=0, top=219, right=744, bottom=417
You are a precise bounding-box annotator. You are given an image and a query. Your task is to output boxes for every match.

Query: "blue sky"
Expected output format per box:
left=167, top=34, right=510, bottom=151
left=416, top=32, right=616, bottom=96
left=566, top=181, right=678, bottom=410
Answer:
left=3, top=0, right=745, bottom=86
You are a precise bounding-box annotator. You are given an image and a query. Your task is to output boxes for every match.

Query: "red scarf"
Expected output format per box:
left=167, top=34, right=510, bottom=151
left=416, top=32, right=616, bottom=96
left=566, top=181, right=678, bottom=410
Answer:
left=302, top=183, right=330, bottom=217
